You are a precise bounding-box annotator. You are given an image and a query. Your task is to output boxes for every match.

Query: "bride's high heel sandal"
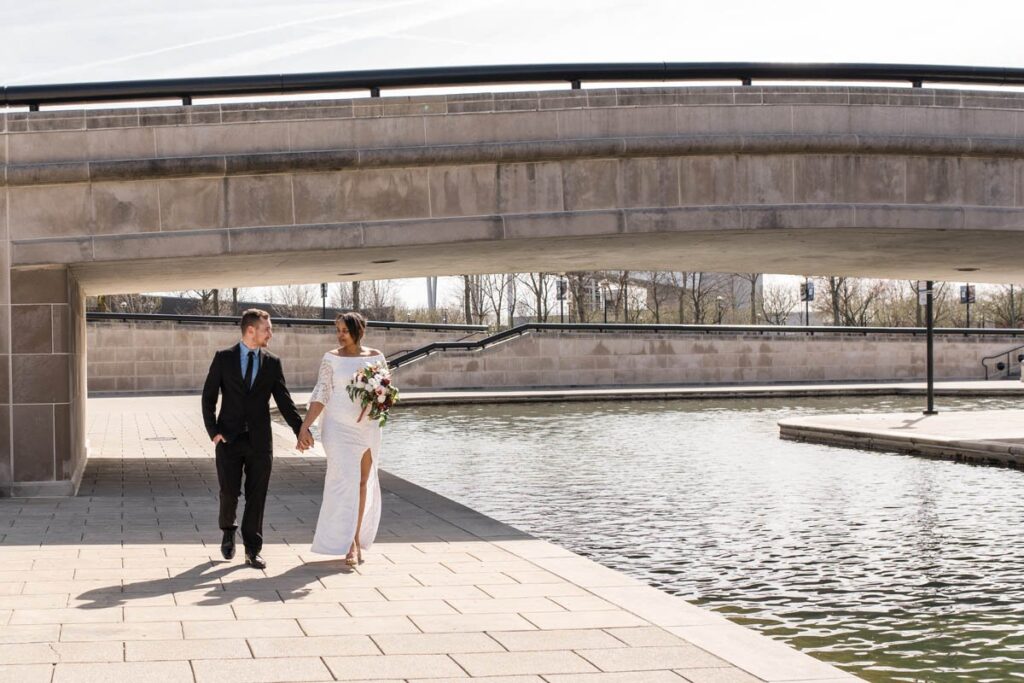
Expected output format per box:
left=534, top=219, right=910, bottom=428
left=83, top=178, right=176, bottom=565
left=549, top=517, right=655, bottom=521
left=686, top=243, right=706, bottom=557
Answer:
left=345, top=542, right=361, bottom=566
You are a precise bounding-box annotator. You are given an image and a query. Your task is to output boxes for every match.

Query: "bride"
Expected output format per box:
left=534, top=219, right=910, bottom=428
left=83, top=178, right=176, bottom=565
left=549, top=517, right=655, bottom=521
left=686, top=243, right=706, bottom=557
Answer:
left=299, top=312, right=384, bottom=565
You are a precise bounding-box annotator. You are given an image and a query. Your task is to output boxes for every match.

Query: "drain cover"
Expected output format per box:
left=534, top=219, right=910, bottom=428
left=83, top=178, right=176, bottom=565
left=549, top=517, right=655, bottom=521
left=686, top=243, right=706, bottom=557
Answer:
left=145, top=437, right=177, bottom=442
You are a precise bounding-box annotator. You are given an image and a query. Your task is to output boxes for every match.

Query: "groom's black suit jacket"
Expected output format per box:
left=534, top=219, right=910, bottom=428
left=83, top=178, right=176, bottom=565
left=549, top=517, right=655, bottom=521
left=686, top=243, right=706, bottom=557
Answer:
left=202, top=345, right=304, bottom=453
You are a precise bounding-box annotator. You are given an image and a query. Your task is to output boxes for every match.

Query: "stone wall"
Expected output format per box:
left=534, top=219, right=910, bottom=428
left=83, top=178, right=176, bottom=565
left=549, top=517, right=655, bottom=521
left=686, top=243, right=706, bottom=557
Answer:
left=87, top=320, right=480, bottom=394
left=393, top=328, right=1024, bottom=389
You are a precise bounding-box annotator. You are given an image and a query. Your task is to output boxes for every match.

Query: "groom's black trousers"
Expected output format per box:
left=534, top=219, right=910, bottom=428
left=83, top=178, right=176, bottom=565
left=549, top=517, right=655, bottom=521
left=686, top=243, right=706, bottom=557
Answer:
left=215, top=434, right=272, bottom=555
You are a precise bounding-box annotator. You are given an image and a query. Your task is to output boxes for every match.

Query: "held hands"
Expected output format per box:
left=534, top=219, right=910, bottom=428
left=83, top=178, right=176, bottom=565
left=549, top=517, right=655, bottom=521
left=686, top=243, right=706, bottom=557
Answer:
left=296, top=427, right=315, bottom=452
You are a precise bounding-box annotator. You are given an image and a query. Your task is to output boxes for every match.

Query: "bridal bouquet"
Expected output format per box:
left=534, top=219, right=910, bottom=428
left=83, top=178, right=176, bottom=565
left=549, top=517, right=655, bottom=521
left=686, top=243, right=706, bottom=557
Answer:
left=346, top=361, right=399, bottom=427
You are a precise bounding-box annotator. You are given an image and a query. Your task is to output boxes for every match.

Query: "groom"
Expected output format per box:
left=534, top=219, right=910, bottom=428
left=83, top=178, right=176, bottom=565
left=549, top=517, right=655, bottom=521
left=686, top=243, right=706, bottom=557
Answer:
left=202, top=309, right=309, bottom=569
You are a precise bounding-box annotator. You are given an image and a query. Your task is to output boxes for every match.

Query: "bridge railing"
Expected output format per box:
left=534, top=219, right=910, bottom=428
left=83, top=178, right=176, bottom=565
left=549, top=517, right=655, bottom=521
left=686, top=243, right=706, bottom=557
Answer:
left=6, top=62, right=1024, bottom=110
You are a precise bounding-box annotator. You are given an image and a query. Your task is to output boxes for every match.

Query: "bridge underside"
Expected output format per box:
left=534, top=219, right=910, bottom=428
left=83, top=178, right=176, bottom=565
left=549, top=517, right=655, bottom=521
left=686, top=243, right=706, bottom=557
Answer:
left=69, top=223, right=1023, bottom=294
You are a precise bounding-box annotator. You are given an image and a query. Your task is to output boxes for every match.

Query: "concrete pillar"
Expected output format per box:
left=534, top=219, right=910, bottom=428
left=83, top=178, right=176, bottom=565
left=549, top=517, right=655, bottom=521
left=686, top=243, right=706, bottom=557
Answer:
left=1, top=266, right=87, bottom=497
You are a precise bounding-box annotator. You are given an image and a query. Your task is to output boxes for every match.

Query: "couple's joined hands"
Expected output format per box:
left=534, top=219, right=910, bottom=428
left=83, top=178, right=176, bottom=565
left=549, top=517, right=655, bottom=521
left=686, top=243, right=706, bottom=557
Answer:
left=296, top=427, right=315, bottom=452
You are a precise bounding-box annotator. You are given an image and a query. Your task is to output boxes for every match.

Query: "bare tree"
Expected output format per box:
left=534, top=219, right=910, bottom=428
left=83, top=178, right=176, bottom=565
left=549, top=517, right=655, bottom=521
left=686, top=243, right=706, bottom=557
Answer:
left=813, top=277, right=886, bottom=326
left=669, top=272, right=690, bottom=323
left=91, top=293, right=162, bottom=313
left=759, top=283, right=798, bottom=325
left=363, top=280, right=399, bottom=319
left=176, top=289, right=221, bottom=315
left=478, top=273, right=512, bottom=328
left=980, top=284, right=1023, bottom=327
left=331, top=283, right=354, bottom=311
left=566, top=272, right=597, bottom=323
left=270, top=285, right=319, bottom=318
left=733, top=273, right=762, bottom=324
left=687, top=273, right=723, bottom=324
left=518, top=273, right=551, bottom=322
left=643, top=271, right=675, bottom=323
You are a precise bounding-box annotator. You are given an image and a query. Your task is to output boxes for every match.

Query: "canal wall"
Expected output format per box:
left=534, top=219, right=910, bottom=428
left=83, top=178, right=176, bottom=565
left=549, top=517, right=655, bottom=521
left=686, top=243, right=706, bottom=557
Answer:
left=86, top=318, right=482, bottom=394
left=394, top=327, right=1024, bottom=389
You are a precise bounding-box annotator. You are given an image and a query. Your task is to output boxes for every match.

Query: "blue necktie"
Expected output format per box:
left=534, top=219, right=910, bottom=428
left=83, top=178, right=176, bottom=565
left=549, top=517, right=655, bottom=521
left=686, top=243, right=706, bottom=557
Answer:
left=244, top=351, right=254, bottom=390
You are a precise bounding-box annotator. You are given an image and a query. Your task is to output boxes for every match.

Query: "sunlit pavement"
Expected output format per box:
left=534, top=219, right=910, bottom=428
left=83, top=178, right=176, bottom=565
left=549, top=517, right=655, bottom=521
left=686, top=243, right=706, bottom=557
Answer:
left=0, top=396, right=860, bottom=682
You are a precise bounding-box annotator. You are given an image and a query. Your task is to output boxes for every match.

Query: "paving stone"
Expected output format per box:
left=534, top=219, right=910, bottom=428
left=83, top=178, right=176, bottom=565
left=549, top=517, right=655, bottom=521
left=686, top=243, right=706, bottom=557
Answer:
left=606, top=626, right=689, bottom=647
left=183, top=618, right=303, bottom=639
left=0, top=641, right=123, bottom=664
left=60, top=621, right=182, bottom=642
left=410, top=678, right=542, bottom=683
left=248, top=635, right=379, bottom=658
left=123, top=605, right=234, bottom=621
left=233, top=602, right=348, bottom=620
left=411, top=572, right=517, bottom=586
left=322, top=653, right=466, bottom=680
left=0, top=663, right=57, bottom=683
left=52, top=660, right=194, bottom=682
left=545, top=673, right=690, bottom=682
left=550, top=595, right=618, bottom=611
left=125, top=637, right=251, bottom=661
left=278, top=587, right=383, bottom=603
left=447, top=597, right=564, bottom=614
left=411, top=612, right=537, bottom=633
left=522, top=610, right=648, bottom=630
left=11, top=607, right=124, bottom=625
left=477, top=583, right=588, bottom=599
left=489, top=628, right=624, bottom=651
left=0, top=624, right=61, bottom=644
left=299, top=616, right=419, bottom=636
left=192, top=656, right=334, bottom=682
left=344, top=599, right=457, bottom=617
left=453, top=650, right=598, bottom=676
left=577, top=645, right=729, bottom=671
left=377, top=585, right=488, bottom=601
left=675, top=667, right=764, bottom=683
left=371, top=632, right=503, bottom=655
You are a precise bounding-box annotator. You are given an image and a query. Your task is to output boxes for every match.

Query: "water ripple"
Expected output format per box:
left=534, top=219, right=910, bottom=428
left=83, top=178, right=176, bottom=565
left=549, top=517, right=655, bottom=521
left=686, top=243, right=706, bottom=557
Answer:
left=381, top=396, right=1024, bottom=683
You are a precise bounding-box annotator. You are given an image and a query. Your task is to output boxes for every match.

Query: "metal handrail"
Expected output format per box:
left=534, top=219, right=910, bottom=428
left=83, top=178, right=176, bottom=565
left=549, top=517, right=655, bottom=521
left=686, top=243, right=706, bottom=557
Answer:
left=981, top=343, right=1024, bottom=380
left=7, top=62, right=1024, bottom=109
left=85, top=311, right=486, bottom=332
left=388, top=322, right=1024, bottom=370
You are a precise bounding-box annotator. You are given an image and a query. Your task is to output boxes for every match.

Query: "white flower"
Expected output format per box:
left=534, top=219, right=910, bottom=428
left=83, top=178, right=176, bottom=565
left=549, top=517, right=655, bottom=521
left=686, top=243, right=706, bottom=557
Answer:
left=377, top=394, right=386, bottom=403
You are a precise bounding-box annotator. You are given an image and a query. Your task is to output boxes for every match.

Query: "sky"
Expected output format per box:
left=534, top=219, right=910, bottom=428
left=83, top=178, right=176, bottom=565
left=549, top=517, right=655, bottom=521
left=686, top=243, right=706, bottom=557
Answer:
left=3, top=0, right=1022, bottom=305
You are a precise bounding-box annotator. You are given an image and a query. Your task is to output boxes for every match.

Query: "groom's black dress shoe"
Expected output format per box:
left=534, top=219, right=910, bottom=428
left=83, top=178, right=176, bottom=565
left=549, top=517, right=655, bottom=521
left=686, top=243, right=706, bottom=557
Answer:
left=245, top=552, right=267, bottom=570
left=221, top=530, right=236, bottom=560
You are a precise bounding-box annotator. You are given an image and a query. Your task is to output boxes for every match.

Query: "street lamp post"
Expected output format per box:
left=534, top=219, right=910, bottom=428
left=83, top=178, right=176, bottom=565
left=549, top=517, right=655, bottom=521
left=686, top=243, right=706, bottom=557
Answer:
left=599, top=279, right=610, bottom=323
left=922, top=280, right=937, bottom=415
left=715, top=295, right=724, bottom=325
left=320, top=283, right=328, bottom=319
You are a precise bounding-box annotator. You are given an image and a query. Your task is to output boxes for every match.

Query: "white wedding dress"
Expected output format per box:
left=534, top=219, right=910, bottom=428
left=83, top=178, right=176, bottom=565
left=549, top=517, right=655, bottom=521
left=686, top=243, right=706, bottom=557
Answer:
left=309, top=351, right=384, bottom=555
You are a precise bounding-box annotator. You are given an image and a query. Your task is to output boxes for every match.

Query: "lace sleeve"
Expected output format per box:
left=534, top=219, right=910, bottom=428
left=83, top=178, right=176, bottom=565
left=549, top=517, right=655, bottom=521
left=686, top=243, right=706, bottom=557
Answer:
left=309, top=355, right=333, bottom=405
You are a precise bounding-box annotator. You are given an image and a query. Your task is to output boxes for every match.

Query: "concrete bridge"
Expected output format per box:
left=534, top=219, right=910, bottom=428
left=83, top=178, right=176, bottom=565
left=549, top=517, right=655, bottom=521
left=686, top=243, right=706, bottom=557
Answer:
left=3, top=78, right=1024, bottom=494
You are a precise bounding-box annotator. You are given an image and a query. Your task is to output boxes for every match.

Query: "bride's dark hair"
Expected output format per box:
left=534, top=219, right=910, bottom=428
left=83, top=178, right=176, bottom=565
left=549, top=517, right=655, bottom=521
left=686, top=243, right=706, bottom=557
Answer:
left=336, top=311, right=367, bottom=344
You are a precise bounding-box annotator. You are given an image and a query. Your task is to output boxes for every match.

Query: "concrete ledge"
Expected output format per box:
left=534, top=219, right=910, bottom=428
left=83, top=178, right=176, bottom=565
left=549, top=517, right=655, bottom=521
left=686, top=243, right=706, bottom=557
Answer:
left=779, top=409, right=1024, bottom=467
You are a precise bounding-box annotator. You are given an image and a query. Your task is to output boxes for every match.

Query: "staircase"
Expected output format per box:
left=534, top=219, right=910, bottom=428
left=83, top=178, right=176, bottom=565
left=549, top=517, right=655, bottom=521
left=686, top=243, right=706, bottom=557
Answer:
left=982, top=344, right=1024, bottom=380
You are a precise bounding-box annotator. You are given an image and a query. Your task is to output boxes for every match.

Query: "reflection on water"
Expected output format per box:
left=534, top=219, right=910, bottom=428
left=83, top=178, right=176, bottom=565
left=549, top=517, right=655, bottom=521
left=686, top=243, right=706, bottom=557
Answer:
left=381, top=396, right=1024, bottom=683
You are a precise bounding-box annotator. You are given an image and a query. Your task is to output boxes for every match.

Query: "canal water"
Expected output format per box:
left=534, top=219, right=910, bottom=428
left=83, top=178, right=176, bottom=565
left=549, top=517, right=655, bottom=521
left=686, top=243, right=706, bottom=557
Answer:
left=379, top=396, right=1024, bottom=683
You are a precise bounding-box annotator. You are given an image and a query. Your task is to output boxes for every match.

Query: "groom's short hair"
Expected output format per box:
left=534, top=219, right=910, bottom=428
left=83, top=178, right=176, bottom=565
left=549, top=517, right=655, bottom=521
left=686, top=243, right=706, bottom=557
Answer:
left=240, top=308, right=270, bottom=334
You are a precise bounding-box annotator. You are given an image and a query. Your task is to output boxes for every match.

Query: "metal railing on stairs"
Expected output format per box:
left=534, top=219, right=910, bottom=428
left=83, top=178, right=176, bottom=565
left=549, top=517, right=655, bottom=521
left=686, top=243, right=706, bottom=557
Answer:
left=982, top=344, right=1024, bottom=380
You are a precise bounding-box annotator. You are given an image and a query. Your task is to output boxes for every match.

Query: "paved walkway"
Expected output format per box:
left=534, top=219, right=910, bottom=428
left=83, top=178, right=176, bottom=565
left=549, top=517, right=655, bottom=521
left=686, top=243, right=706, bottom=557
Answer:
left=780, top=409, right=1024, bottom=466
left=0, top=396, right=858, bottom=682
